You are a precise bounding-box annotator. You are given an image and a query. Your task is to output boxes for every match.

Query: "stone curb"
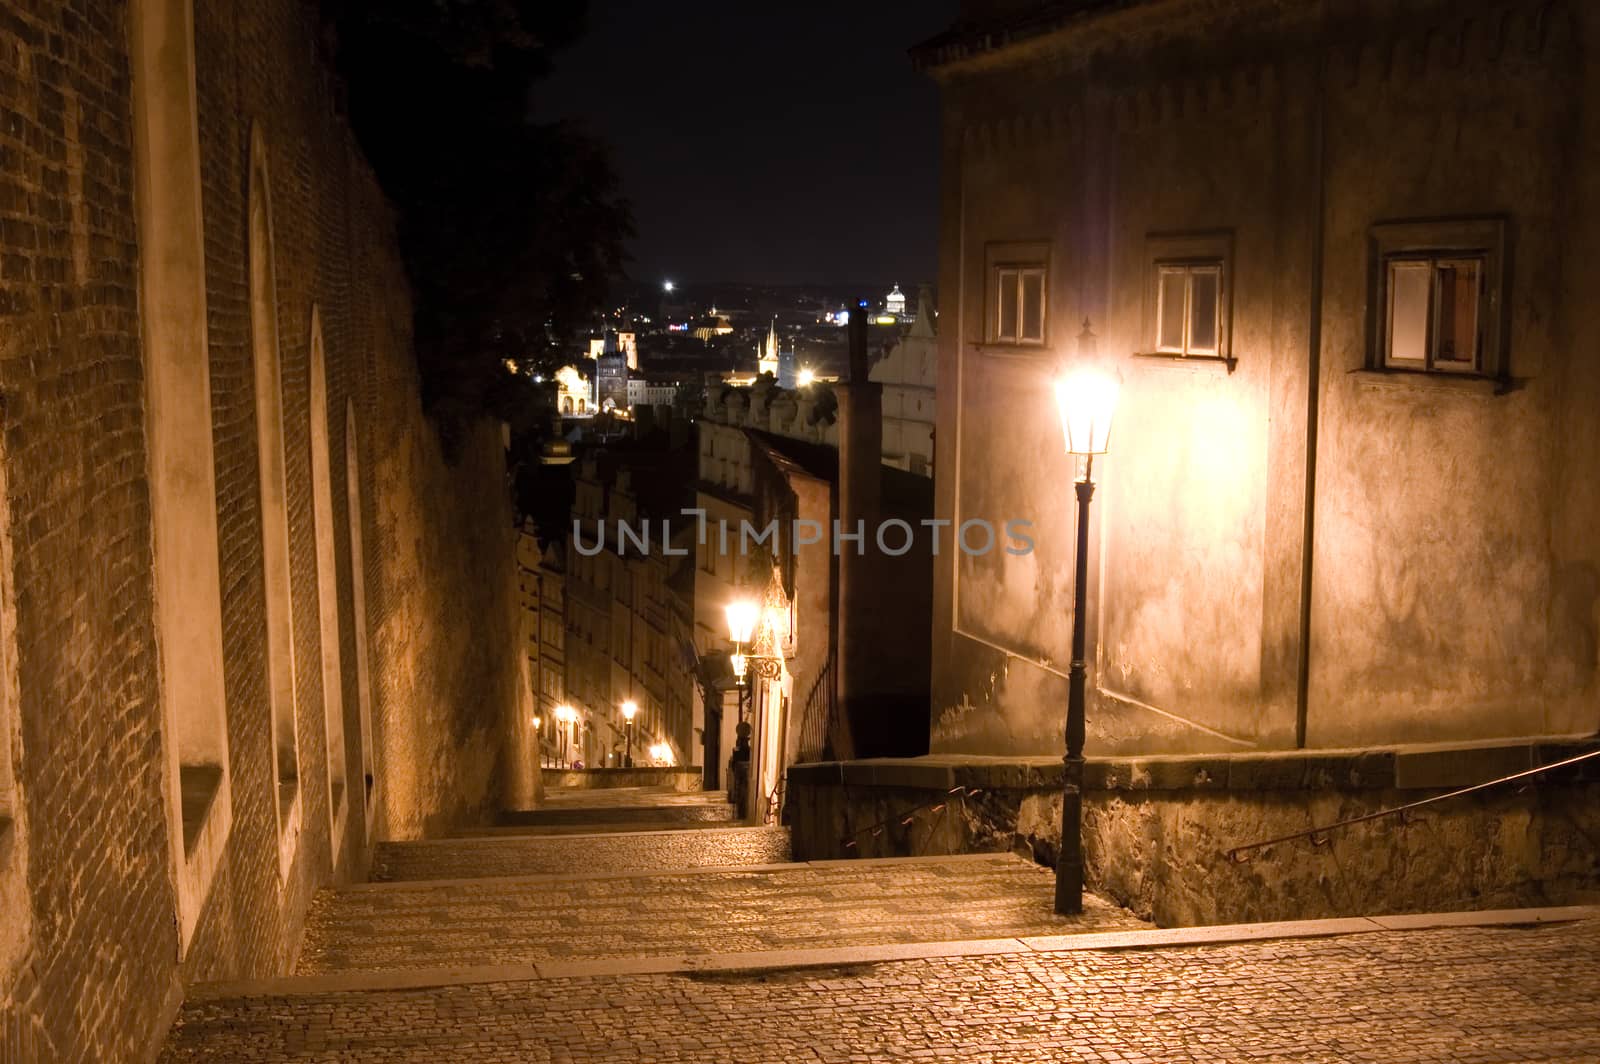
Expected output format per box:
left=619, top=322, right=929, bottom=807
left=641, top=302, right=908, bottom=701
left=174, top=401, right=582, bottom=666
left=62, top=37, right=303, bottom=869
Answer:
left=185, top=904, right=1600, bottom=1002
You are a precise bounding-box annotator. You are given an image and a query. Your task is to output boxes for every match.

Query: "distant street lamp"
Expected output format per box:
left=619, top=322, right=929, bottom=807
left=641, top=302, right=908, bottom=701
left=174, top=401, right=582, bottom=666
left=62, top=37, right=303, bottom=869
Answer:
left=1052, top=369, right=1119, bottom=916
left=532, top=714, right=542, bottom=769
left=555, top=704, right=577, bottom=767
left=621, top=700, right=638, bottom=768
left=725, top=598, right=760, bottom=720
left=797, top=368, right=815, bottom=388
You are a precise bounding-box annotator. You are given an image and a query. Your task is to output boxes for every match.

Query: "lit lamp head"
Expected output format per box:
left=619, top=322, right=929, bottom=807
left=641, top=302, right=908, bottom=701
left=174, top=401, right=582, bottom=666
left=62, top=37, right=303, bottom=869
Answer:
left=1054, top=370, right=1120, bottom=481
left=729, top=652, right=748, bottom=682
left=532, top=715, right=542, bottom=730
left=621, top=700, right=638, bottom=722
left=556, top=704, right=575, bottom=725
left=725, top=599, right=759, bottom=646
left=797, top=368, right=815, bottom=388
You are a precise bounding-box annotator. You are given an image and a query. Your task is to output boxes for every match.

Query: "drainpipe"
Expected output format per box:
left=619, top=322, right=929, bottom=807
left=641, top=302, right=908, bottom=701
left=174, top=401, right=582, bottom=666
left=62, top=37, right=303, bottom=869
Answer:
left=832, top=304, right=881, bottom=759
left=1295, top=34, right=1330, bottom=750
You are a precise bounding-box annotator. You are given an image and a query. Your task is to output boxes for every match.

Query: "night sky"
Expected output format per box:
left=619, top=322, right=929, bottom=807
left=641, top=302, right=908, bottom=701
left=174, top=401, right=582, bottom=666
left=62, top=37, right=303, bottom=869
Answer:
left=533, top=1, right=959, bottom=289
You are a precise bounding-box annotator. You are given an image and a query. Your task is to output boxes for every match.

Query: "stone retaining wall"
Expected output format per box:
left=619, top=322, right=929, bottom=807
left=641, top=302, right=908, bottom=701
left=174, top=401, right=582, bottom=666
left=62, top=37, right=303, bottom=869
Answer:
left=786, top=742, right=1600, bottom=926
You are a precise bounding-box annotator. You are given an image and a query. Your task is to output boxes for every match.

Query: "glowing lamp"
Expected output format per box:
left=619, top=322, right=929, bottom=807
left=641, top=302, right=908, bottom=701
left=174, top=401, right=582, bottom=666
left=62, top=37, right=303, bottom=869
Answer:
left=797, top=368, right=815, bottom=387
left=621, top=700, right=637, bottom=722
left=1054, top=370, right=1119, bottom=458
left=725, top=599, right=759, bottom=645
left=729, top=652, right=747, bottom=680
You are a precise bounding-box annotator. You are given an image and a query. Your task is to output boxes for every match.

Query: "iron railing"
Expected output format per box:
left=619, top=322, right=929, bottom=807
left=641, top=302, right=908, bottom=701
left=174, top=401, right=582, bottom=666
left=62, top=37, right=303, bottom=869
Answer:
left=1225, top=747, right=1600, bottom=862
left=794, top=656, right=836, bottom=764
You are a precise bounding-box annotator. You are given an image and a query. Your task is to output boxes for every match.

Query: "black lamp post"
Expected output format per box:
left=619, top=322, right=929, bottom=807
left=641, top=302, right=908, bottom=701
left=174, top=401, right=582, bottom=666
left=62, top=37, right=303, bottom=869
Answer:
left=1052, top=370, right=1119, bottom=916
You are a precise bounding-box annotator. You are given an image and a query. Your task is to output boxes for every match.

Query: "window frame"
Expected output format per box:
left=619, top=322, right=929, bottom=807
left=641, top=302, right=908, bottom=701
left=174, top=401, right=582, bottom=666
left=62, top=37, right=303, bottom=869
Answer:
left=1369, top=217, right=1507, bottom=381
left=983, top=241, right=1051, bottom=348
left=1138, top=231, right=1235, bottom=371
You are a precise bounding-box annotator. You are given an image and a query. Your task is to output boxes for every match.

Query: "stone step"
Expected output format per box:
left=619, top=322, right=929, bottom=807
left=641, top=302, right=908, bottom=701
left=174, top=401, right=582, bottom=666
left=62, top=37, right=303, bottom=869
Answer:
left=494, top=802, right=737, bottom=829
left=294, top=853, right=1144, bottom=975
left=371, top=826, right=792, bottom=882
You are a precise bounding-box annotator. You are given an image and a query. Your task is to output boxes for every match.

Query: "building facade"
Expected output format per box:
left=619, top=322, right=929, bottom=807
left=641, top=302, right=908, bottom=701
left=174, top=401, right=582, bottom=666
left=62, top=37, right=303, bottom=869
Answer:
left=0, top=0, right=526, bottom=1058
left=869, top=289, right=938, bottom=476
left=566, top=457, right=698, bottom=769
left=516, top=523, right=566, bottom=769
left=919, top=0, right=1600, bottom=757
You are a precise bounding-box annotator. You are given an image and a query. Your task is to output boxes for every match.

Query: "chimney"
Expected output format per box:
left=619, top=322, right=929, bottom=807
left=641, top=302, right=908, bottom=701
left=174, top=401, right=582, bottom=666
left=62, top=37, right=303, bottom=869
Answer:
left=832, top=298, right=881, bottom=759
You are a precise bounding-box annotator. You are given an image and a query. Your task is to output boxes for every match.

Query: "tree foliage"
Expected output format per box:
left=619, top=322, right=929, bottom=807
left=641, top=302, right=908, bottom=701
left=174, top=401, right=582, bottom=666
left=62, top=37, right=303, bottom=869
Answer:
left=320, top=0, right=633, bottom=440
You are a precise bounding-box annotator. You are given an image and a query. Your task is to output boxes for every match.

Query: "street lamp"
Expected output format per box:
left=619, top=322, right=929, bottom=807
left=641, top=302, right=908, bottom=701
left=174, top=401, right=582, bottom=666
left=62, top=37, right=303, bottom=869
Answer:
left=1052, top=368, right=1119, bottom=916
left=533, top=714, right=542, bottom=769
left=621, top=700, right=637, bottom=768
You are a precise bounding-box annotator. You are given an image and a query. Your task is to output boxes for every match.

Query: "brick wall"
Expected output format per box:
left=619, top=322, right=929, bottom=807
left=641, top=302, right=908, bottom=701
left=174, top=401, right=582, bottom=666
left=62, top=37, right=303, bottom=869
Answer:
left=0, top=0, right=521, bottom=1059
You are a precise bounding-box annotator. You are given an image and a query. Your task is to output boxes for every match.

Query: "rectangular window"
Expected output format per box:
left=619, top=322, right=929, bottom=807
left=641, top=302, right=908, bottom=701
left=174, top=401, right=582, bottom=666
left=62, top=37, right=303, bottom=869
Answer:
left=1383, top=255, right=1484, bottom=372
left=1370, top=218, right=1505, bottom=378
left=1142, top=232, right=1234, bottom=368
left=992, top=265, right=1046, bottom=344
left=1154, top=263, right=1223, bottom=357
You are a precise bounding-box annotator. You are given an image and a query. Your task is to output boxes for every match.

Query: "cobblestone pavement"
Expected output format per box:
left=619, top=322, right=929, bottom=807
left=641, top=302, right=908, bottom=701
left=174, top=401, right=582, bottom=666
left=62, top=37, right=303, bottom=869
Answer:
left=372, top=826, right=793, bottom=881
left=161, top=918, right=1600, bottom=1062
left=298, top=854, right=1143, bottom=973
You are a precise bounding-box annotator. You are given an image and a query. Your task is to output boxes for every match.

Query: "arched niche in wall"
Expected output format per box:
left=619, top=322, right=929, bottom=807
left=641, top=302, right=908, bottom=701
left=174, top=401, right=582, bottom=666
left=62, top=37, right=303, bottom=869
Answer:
left=130, top=0, right=232, bottom=955
left=0, top=428, right=28, bottom=978
left=344, top=399, right=377, bottom=837
left=308, top=308, right=348, bottom=857
left=248, top=124, right=302, bottom=878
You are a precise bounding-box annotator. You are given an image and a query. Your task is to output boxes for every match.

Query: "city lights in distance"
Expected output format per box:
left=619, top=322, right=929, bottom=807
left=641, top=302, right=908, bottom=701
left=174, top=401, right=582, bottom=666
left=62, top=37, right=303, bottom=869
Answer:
left=663, top=280, right=675, bottom=293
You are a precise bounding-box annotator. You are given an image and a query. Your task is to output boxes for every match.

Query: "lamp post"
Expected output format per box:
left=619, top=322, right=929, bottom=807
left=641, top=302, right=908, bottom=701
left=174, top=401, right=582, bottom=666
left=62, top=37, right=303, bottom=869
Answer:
left=532, top=714, right=542, bottom=769
left=1052, top=369, right=1119, bottom=916
left=621, top=700, right=637, bottom=768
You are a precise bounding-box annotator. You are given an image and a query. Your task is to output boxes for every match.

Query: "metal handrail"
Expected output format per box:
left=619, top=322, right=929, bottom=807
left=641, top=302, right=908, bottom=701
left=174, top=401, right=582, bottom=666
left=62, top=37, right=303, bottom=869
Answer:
left=794, top=656, right=836, bottom=764
left=1224, top=747, right=1600, bottom=862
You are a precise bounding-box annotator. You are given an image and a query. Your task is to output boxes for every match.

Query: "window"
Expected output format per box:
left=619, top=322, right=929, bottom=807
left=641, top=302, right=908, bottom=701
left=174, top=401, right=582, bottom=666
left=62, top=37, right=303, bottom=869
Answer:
left=992, top=265, right=1046, bottom=344
left=1371, top=218, right=1505, bottom=378
left=1383, top=256, right=1483, bottom=371
left=984, top=241, right=1050, bottom=347
left=1155, top=264, right=1222, bottom=356
left=1141, top=231, right=1234, bottom=367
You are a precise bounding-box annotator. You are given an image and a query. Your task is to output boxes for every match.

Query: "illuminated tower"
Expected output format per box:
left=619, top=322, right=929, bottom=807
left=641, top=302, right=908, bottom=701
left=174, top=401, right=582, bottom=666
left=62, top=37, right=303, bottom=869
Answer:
left=758, top=318, right=780, bottom=377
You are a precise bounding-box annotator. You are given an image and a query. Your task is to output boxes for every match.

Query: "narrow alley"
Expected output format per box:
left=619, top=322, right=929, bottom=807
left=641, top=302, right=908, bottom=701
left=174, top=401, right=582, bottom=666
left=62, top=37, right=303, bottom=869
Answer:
left=156, top=784, right=1600, bottom=1062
